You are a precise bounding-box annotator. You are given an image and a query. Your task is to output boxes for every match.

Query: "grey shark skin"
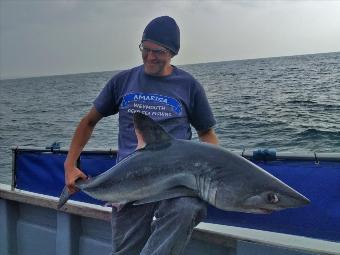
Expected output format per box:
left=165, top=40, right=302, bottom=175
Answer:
left=58, top=113, right=310, bottom=213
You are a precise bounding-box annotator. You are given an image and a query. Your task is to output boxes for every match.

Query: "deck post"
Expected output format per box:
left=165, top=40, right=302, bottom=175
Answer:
left=0, top=199, right=18, bottom=255
left=56, top=211, right=81, bottom=255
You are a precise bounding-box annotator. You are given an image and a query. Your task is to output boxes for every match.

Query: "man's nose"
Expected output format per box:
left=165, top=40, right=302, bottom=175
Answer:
left=145, top=50, right=157, bottom=60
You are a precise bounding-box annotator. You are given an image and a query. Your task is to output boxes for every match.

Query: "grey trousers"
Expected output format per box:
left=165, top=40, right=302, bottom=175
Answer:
left=111, top=197, right=207, bottom=255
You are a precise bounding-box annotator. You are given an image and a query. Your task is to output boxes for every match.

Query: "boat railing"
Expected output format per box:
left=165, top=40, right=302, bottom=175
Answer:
left=1, top=146, right=339, bottom=255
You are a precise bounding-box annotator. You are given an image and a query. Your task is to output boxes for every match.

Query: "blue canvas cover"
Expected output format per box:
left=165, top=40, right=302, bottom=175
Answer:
left=13, top=148, right=340, bottom=242
left=15, top=150, right=117, bottom=205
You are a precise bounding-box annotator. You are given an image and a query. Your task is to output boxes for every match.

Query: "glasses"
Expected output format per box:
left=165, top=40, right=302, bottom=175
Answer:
left=139, top=43, right=169, bottom=57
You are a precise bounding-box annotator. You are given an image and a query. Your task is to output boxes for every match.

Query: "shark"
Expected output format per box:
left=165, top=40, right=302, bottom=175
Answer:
left=58, top=113, right=310, bottom=214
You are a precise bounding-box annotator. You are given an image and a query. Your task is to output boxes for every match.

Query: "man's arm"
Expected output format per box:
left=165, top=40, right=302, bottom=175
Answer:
left=64, top=107, right=103, bottom=193
left=197, top=128, right=219, bottom=145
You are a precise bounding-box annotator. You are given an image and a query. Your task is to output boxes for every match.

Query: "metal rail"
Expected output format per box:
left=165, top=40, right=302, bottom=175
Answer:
left=11, top=146, right=340, bottom=161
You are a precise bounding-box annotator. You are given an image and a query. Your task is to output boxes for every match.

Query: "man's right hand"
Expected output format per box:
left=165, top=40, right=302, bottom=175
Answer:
left=64, top=164, right=87, bottom=194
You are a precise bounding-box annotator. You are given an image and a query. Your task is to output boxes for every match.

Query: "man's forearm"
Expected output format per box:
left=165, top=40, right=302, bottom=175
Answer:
left=65, top=107, right=102, bottom=168
left=65, top=118, right=96, bottom=167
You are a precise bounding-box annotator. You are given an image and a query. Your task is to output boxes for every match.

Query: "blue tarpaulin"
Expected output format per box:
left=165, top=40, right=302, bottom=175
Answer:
left=13, top=148, right=340, bottom=242
left=15, top=150, right=117, bottom=205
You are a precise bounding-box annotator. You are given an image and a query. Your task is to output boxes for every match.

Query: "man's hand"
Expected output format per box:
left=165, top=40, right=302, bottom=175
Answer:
left=64, top=164, right=87, bottom=194
left=198, top=128, right=219, bottom=145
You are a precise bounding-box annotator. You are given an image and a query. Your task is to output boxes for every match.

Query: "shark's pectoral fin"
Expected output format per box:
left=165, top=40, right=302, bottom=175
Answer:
left=132, top=186, right=198, bottom=206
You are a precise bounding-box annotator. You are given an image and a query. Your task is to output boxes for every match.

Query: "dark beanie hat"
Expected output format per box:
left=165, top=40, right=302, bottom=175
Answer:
left=142, top=16, right=180, bottom=55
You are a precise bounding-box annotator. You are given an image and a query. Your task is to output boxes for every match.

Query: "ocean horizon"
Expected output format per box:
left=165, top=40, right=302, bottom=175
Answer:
left=1, top=51, right=338, bottom=81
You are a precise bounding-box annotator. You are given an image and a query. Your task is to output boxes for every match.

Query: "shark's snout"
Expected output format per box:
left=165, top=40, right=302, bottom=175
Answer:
left=289, top=192, right=310, bottom=208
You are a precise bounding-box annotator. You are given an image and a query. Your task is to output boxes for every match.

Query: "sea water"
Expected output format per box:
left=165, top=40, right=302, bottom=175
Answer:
left=1, top=52, right=339, bottom=183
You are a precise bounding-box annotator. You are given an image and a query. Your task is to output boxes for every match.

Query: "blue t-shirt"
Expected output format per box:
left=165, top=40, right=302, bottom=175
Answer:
left=94, top=65, right=216, bottom=161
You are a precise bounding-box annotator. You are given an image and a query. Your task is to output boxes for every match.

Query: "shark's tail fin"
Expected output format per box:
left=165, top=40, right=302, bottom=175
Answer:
left=57, top=186, right=74, bottom=209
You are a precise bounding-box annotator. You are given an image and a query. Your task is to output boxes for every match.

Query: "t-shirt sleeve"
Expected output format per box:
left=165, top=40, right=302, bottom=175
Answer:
left=93, top=78, right=119, bottom=117
left=189, top=81, right=216, bottom=131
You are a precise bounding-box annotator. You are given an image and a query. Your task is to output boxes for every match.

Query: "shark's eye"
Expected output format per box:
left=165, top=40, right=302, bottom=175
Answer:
left=267, top=193, right=279, bottom=204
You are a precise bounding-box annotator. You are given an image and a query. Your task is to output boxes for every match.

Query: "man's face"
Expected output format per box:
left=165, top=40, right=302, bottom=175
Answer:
left=140, top=40, right=173, bottom=76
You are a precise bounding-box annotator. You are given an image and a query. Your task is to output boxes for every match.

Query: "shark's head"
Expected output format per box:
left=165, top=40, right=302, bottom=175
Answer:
left=214, top=175, right=310, bottom=214
left=212, top=152, right=310, bottom=214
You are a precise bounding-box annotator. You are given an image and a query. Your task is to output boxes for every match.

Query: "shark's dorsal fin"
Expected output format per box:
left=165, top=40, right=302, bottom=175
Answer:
left=133, top=113, right=173, bottom=148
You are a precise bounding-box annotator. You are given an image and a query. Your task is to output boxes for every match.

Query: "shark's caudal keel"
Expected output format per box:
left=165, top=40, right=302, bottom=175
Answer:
left=58, top=113, right=310, bottom=213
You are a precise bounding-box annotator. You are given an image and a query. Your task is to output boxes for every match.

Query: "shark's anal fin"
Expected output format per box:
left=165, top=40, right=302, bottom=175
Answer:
left=132, top=186, right=198, bottom=206
left=103, top=202, right=127, bottom=212
left=112, top=203, right=126, bottom=212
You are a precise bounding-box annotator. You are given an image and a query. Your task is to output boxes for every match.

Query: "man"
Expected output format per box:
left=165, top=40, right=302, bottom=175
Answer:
left=64, top=16, right=219, bottom=255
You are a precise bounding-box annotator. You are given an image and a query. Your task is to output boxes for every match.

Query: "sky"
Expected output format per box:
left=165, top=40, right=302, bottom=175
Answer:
left=0, top=0, right=340, bottom=79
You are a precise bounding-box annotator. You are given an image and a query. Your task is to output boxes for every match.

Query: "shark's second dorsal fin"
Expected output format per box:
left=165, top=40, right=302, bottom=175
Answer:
left=133, top=113, right=173, bottom=148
